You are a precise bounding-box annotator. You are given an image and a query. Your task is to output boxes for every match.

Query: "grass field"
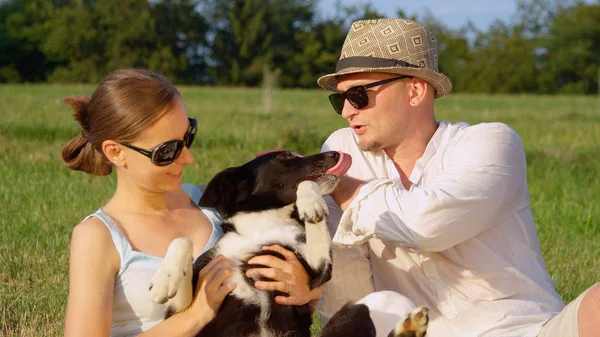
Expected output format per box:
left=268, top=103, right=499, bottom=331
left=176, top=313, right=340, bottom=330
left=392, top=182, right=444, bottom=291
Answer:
left=1, top=84, right=599, bottom=336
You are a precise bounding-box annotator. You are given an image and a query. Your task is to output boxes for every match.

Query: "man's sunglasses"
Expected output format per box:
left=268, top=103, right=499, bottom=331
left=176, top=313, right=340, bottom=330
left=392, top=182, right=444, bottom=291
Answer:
left=121, top=117, right=197, bottom=166
left=328, top=76, right=409, bottom=115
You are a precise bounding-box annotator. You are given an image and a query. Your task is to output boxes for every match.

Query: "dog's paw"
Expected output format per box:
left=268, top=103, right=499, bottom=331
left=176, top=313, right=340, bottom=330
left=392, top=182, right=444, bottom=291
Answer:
left=149, top=237, right=193, bottom=304
left=296, top=181, right=328, bottom=223
left=389, top=306, right=429, bottom=337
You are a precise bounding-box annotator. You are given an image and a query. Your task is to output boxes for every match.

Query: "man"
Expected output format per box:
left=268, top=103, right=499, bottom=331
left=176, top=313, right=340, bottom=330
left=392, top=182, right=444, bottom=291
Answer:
left=317, top=18, right=600, bottom=337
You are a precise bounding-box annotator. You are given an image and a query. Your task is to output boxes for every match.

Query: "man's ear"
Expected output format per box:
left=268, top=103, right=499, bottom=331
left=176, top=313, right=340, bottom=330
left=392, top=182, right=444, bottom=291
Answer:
left=408, top=77, right=431, bottom=106
left=102, top=140, right=126, bottom=167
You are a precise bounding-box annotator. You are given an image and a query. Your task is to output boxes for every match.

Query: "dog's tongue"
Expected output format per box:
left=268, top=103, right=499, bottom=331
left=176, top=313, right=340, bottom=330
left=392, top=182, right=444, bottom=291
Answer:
left=326, top=151, right=352, bottom=176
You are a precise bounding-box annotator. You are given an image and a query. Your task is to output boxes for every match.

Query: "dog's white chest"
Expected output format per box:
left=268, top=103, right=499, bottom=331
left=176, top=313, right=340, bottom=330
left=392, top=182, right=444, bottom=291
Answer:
left=217, top=209, right=303, bottom=306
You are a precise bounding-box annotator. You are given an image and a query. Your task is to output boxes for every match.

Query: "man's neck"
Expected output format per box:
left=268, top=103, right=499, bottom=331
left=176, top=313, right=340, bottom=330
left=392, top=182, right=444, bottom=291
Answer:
left=384, top=119, right=439, bottom=189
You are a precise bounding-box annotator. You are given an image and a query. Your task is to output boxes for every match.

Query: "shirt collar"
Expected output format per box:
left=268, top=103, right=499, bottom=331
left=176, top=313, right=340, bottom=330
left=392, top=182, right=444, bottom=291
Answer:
left=408, top=121, right=449, bottom=185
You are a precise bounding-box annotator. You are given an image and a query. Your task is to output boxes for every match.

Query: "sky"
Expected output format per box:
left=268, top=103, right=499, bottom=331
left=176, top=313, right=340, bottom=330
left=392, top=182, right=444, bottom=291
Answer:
left=316, top=0, right=520, bottom=31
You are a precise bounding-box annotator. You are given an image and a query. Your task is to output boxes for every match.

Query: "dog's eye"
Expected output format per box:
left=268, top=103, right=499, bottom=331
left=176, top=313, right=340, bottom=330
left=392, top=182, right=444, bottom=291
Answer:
left=271, top=182, right=284, bottom=189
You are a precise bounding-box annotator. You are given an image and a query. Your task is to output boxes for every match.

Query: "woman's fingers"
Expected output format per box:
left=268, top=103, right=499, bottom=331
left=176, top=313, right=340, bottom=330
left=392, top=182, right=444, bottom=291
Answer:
left=194, top=255, right=237, bottom=311
left=199, top=255, right=228, bottom=277
left=214, top=281, right=236, bottom=302
left=197, top=255, right=234, bottom=290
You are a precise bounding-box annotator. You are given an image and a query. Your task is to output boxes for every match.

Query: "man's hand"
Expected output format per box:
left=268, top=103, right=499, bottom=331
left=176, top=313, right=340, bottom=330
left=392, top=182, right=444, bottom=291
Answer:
left=245, top=245, right=319, bottom=307
left=330, top=175, right=365, bottom=211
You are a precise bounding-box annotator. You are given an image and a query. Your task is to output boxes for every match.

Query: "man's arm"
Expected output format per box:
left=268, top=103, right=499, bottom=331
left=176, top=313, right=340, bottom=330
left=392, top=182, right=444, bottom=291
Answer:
left=327, top=124, right=528, bottom=252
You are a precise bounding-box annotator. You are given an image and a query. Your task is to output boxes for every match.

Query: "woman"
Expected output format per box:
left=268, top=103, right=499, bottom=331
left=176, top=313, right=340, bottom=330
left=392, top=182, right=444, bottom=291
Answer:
left=63, top=69, right=321, bottom=337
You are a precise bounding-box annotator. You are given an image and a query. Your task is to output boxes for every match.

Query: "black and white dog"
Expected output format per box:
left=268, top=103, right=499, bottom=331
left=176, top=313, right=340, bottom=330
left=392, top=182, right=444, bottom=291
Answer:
left=149, top=150, right=429, bottom=337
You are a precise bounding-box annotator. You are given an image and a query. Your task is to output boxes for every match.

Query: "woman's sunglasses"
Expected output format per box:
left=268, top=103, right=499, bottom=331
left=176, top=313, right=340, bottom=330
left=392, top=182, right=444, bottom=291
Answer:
left=121, top=117, right=197, bottom=166
left=328, top=76, right=409, bottom=114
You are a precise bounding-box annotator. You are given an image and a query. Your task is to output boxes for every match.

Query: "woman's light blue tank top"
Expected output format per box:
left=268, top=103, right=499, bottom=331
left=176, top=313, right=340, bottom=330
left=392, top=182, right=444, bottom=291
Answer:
left=82, top=184, right=223, bottom=337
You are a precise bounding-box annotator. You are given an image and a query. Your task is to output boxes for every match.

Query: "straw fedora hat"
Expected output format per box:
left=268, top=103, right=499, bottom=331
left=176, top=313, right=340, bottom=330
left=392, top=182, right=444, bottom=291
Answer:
left=317, top=18, right=452, bottom=98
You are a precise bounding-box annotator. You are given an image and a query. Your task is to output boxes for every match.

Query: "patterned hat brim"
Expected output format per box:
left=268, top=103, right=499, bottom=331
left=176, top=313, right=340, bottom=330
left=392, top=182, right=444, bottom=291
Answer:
left=317, top=66, right=452, bottom=98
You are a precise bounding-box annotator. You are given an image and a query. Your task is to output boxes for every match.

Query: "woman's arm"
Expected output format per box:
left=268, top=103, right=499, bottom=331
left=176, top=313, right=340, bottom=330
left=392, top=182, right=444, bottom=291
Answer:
left=64, top=218, right=235, bottom=337
left=64, top=219, right=120, bottom=337
left=138, top=255, right=236, bottom=337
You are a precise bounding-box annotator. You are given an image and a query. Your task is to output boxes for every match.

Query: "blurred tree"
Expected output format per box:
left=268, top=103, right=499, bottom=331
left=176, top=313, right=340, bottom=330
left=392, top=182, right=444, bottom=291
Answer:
left=204, top=0, right=273, bottom=86
left=204, top=0, right=392, bottom=87
left=419, top=10, right=474, bottom=93
left=0, top=0, right=56, bottom=82
left=150, top=0, right=209, bottom=83
left=541, top=2, right=600, bottom=94
left=286, top=17, right=345, bottom=88
left=268, top=0, right=315, bottom=87
left=12, top=0, right=208, bottom=83
left=0, top=0, right=596, bottom=94
left=284, top=3, right=386, bottom=88
left=468, top=21, right=539, bottom=93
left=44, top=0, right=183, bottom=83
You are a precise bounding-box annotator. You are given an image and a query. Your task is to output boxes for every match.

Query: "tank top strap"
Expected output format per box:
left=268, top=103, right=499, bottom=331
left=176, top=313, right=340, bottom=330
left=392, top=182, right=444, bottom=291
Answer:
left=181, top=183, right=224, bottom=255
left=198, top=206, right=224, bottom=255
left=181, top=183, right=203, bottom=205
left=83, top=209, right=133, bottom=275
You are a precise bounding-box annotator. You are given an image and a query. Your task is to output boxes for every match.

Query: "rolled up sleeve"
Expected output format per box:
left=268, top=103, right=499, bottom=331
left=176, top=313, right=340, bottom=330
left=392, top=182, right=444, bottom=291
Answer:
left=332, top=124, right=527, bottom=252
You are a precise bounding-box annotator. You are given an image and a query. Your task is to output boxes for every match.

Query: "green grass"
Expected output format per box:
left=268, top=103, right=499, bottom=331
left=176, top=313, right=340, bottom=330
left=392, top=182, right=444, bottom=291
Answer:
left=1, top=84, right=599, bottom=336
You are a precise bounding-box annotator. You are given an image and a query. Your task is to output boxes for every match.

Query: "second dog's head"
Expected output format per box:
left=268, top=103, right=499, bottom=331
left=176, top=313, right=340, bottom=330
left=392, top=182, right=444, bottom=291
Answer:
left=199, top=150, right=351, bottom=217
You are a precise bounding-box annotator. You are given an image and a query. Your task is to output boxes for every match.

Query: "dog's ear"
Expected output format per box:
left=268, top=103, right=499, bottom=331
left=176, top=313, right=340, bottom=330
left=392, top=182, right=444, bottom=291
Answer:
left=198, top=167, right=252, bottom=211
left=199, top=168, right=236, bottom=208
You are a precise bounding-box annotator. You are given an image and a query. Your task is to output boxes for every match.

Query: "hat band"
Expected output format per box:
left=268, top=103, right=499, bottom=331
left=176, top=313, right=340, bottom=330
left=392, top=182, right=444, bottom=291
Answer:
left=335, top=56, right=421, bottom=72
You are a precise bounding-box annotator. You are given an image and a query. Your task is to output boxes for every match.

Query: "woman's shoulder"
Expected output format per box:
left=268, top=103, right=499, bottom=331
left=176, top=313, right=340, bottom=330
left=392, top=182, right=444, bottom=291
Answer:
left=70, top=215, right=120, bottom=271
left=73, top=215, right=110, bottom=240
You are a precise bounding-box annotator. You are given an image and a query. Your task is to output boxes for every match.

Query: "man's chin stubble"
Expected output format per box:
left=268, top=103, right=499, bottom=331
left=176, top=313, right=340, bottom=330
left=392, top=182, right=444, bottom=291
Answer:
left=359, top=140, right=383, bottom=152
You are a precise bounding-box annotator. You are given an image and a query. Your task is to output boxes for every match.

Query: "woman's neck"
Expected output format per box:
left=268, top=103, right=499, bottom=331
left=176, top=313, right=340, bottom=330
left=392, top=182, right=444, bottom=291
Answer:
left=106, top=181, right=175, bottom=215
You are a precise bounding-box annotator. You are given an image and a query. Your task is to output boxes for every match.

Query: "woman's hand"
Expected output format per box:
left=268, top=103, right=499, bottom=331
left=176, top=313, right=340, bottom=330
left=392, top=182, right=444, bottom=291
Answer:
left=245, top=245, right=321, bottom=307
left=185, top=255, right=236, bottom=325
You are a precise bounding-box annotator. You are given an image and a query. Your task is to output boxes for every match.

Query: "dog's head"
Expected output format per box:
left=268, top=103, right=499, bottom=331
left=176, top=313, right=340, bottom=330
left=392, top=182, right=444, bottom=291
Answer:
left=198, top=150, right=351, bottom=217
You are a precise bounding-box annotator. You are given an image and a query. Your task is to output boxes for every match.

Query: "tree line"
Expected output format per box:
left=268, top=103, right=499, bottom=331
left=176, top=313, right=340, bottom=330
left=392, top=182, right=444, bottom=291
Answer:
left=1, top=0, right=598, bottom=94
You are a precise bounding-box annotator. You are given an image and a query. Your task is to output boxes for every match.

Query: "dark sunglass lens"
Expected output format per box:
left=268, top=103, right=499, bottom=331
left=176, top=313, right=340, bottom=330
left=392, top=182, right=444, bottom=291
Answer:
left=329, top=94, right=345, bottom=115
left=153, top=141, right=184, bottom=166
left=346, top=87, right=369, bottom=109
left=186, top=132, right=195, bottom=149
left=185, top=118, right=198, bottom=148
left=185, top=128, right=196, bottom=149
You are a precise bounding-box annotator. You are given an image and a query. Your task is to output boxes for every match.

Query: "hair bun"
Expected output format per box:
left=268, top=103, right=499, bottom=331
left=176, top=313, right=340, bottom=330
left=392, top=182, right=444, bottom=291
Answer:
left=63, top=96, right=91, bottom=130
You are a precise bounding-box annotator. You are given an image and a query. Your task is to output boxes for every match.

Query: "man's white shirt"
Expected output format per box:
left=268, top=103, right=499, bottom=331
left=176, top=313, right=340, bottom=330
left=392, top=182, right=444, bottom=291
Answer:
left=320, top=121, right=564, bottom=337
